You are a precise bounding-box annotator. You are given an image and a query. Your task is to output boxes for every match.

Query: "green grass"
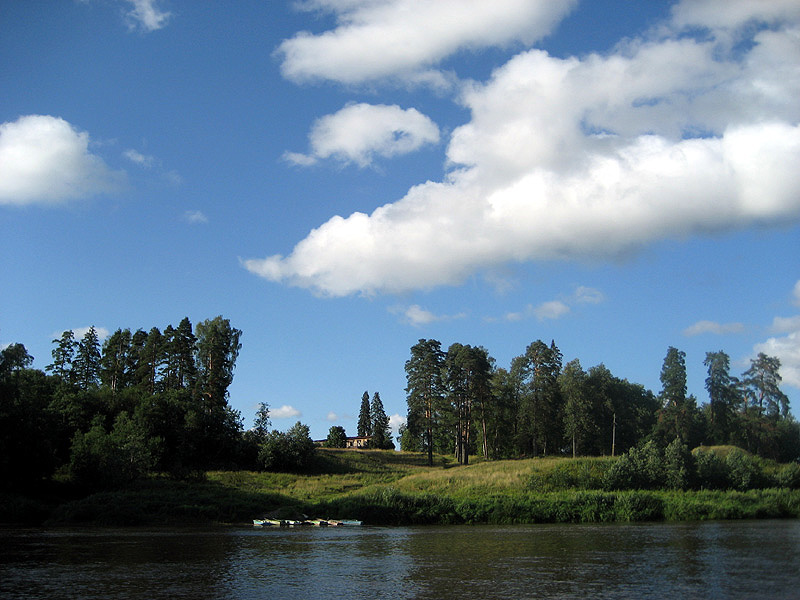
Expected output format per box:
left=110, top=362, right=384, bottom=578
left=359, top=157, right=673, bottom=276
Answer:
left=6, top=448, right=800, bottom=526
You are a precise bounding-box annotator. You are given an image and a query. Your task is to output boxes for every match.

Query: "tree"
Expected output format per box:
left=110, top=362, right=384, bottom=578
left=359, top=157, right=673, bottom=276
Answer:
left=655, top=347, right=701, bottom=445
left=72, top=326, right=102, bottom=390
left=743, top=353, right=790, bottom=420
left=405, top=339, right=445, bottom=466
left=100, top=329, right=134, bottom=393
left=444, top=344, right=492, bottom=464
left=357, top=391, right=372, bottom=437
left=370, top=392, right=393, bottom=449
left=135, top=327, right=164, bottom=394
left=47, top=330, right=77, bottom=382
left=560, top=359, right=595, bottom=458
left=253, top=402, right=271, bottom=439
left=259, top=422, right=316, bottom=472
left=704, top=351, right=739, bottom=444
left=326, top=425, right=347, bottom=448
left=516, top=340, right=563, bottom=456
left=195, top=316, right=242, bottom=410
left=0, top=343, right=33, bottom=376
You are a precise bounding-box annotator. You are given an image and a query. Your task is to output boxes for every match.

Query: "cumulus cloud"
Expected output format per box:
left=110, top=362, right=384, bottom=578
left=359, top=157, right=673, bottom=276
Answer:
left=0, top=115, right=124, bottom=206
left=326, top=411, right=340, bottom=421
left=277, top=0, right=577, bottom=85
left=683, top=320, right=746, bottom=336
left=752, top=280, right=800, bottom=389
left=247, top=1, right=800, bottom=297
left=285, top=103, right=440, bottom=167
left=124, top=0, right=171, bottom=32
left=389, top=413, right=406, bottom=436
left=272, top=404, right=302, bottom=419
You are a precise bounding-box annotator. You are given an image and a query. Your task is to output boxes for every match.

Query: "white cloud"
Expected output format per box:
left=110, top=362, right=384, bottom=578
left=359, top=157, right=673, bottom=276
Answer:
left=389, top=413, right=406, bottom=435
left=0, top=115, right=124, bottom=205
left=574, top=286, right=605, bottom=304
left=55, top=326, right=111, bottom=341
left=326, top=411, right=340, bottom=421
left=272, top=404, right=302, bottom=419
left=277, top=0, right=577, bottom=85
left=124, top=0, right=171, bottom=32
left=285, top=103, right=440, bottom=167
left=752, top=279, right=800, bottom=389
left=771, top=316, right=800, bottom=334
left=534, top=300, right=570, bottom=321
left=754, top=332, right=800, bottom=389
left=683, top=320, right=746, bottom=336
left=123, top=148, right=155, bottom=167
left=183, top=210, right=208, bottom=224
left=247, top=2, right=800, bottom=297
left=390, top=304, right=466, bottom=327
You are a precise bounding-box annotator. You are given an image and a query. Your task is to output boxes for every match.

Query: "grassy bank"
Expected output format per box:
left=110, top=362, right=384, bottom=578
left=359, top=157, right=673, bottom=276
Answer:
left=4, top=449, right=799, bottom=526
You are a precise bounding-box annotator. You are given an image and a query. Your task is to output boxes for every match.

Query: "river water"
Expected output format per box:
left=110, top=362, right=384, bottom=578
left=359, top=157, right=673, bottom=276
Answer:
left=2, top=520, right=799, bottom=599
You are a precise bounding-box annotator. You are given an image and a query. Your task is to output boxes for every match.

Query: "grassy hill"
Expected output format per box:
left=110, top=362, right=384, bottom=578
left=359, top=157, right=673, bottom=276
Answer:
left=5, top=448, right=800, bottom=526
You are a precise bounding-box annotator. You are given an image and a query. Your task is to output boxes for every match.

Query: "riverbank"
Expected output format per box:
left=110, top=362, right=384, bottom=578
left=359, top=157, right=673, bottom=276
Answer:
left=3, top=449, right=799, bottom=526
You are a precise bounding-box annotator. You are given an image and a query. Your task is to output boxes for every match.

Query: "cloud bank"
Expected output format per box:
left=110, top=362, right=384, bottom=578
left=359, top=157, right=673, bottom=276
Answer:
left=247, top=0, right=800, bottom=297
left=0, top=115, right=123, bottom=206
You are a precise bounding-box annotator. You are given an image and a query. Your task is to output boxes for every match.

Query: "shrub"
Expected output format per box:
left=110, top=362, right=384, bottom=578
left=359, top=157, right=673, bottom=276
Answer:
left=694, top=449, right=729, bottom=490
left=664, top=438, right=694, bottom=490
left=725, top=448, right=766, bottom=491
left=776, top=462, right=800, bottom=489
left=604, top=441, right=664, bottom=490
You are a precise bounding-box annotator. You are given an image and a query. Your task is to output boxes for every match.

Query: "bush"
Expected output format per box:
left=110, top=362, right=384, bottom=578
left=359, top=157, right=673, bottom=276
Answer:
left=725, top=448, right=766, bottom=491
left=694, top=449, right=729, bottom=490
left=664, top=438, right=694, bottom=490
left=604, top=441, right=664, bottom=490
left=776, top=462, right=800, bottom=489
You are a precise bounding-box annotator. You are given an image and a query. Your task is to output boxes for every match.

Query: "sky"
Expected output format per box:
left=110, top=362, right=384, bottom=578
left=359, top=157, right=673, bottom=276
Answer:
left=1, top=0, right=799, bottom=442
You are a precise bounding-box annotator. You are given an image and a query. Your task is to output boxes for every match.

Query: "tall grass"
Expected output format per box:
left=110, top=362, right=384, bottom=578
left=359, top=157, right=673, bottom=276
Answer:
left=17, top=447, right=800, bottom=526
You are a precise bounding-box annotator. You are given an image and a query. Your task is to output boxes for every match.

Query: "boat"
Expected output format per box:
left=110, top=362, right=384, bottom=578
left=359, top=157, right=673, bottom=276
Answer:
left=253, top=517, right=362, bottom=527
left=253, top=518, right=285, bottom=527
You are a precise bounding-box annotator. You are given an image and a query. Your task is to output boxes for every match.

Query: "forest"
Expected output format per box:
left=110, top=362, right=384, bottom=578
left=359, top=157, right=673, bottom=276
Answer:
left=401, top=339, right=799, bottom=466
left=1, top=320, right=798, bottom=498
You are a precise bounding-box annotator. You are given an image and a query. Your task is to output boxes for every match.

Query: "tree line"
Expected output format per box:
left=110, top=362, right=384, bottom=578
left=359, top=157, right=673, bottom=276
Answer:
left=0, top=316, right=299, bottom=490
left=402, top=339, right=799, bottom=466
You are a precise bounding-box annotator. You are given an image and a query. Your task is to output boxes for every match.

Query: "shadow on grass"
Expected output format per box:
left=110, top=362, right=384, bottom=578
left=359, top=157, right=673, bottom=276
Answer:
left=40, top=478, right=308, bottom=527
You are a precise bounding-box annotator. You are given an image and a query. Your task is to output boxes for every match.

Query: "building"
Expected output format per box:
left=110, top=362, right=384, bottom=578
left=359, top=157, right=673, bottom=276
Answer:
left=345, top=436, right=372, bottom=448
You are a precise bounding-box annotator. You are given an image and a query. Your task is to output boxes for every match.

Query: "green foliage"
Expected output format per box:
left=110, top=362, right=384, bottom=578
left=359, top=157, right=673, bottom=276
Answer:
left=68, top=413, right=161, bottom=490
left=325, top=425, right=347, bottom=448
left=725, top=448, right=767, bottom=491
left=258, top=422, right=316, bottom=472
left=664, top=437, right=694, bottom=490
left=694, top=448, right=729, bottom=490
left=357, top=391, right=371, bottom=437
left=603, top=440, right=665, bottom=490
left=528, top=458, right=614, bottom=492
left=775, top=462, right=800, bottom=489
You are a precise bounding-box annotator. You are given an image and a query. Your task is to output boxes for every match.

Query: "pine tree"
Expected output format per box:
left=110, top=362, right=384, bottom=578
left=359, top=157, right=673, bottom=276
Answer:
left=405, top=339, right=445, bottom=466
left=370, top=392, right=392, bottom=449
left=73, top=326, right=101, bottom=390
left=357, top=391, right=372, bottom=437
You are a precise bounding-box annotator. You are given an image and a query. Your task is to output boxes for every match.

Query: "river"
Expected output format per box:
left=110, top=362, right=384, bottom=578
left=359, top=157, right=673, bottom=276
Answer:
left=2, top=520, right=799, bottom=599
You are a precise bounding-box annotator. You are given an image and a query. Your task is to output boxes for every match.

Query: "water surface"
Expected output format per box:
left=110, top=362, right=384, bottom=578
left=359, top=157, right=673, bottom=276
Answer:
left=2, top=520, right=799, bottom=599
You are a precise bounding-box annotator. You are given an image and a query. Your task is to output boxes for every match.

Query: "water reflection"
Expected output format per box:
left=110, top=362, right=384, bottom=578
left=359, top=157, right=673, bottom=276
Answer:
left=1, top=521, right=799, bottom=599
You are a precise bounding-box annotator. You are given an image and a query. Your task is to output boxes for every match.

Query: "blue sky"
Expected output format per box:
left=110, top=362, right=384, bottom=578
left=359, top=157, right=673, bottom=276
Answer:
left=2, top=0, right=799, bottom=441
